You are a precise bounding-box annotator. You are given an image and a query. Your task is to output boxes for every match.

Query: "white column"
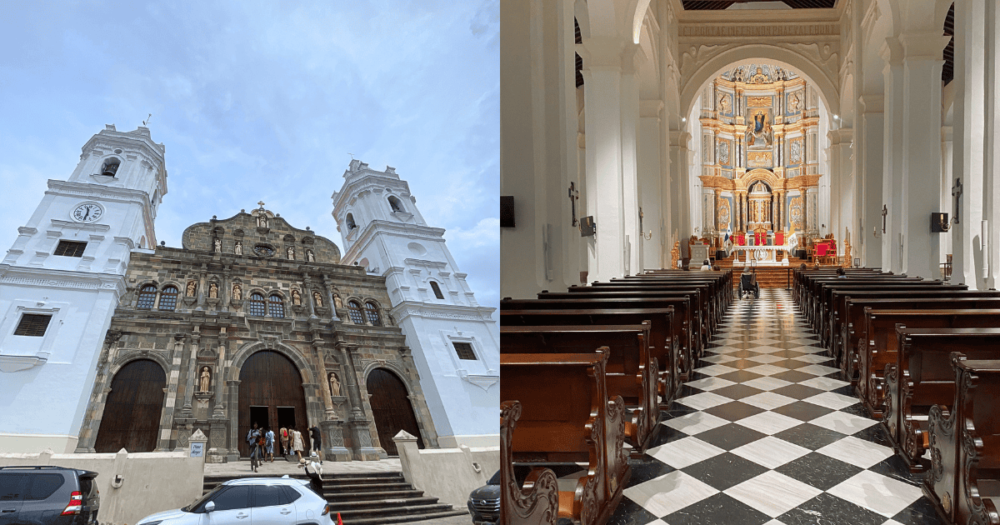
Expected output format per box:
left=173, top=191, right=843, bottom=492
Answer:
left=988, top=0, right=1000, bottom=289
left=900, top=31, right=949, bottom=278
left=581, top=36, right=627, bottom=282
left=940, top=126, right=953, bottom=267
left=670, top=131, right=692, bottom=260
left=860, top=96, right=884, bottom=267
left=638, top=100, right=664, bottom=272
left=621, top=49, right=641, bottom=275
left=881, top=38, right=906, bottom=273
left=951, top=0, right=987, bottom=288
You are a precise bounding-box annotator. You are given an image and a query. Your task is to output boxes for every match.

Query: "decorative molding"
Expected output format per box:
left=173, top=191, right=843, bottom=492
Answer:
left=0, top=355, right=47, bottom=373
left=678, top=23, right=840, bottom=39
left=456, top=370, right=500, bottom=392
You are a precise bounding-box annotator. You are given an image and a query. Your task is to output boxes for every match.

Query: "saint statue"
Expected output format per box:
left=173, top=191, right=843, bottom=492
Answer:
left=186, top=281, right=197, bottom=297
left=214, top=238, right=222, bottom=253
left=306, top=250, right=315, bottom=262
left=287, top=246, right=295, bottom=260
left=333, top=294, right=343, bottom=309
left=257, top=214, right=267, bottom=228
left=234, top=241, right=242, bottom=255
left=199, top=366, right=211, bottom=392
left=292, top=289, right=302, bottom=306
left=313, top=291, right=323, bottom=307
left=209, top=282, right=218, bottom=299
left=233, top=283, right=242, bottom=301
left=329, top=373, right=341, bottom=397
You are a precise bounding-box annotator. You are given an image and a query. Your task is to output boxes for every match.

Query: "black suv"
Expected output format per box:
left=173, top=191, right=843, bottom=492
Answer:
left=467, top=470, right=499, bottom=525
left=0, top=466, right=99, bottom=525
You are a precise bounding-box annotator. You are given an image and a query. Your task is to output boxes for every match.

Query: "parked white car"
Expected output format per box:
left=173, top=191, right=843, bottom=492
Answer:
left=136, top=477, right=330, bottom=525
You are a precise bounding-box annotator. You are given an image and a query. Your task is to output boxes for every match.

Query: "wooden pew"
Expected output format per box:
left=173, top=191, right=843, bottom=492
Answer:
left=623, top=273, right=731, bottom=328
left=836, top=294, right=1000, bottom=381
left=857, top=309, right=1000, bottom=419
left=592, top=281, right=715, bottom=341
left=501, top=324, right=659, bottom=454
left=501, top=351, right=631, bottom=525
left=926, top=354, right=1000, bottom=525
left=825, top=284, right=969, bottom=352
left=544, top=289, right=698, bottom=360
left=883, top=327, right=1000, bottom=472
left=500, top=400, right=559, bottom=525
left=813, top=280, right=934, bottom=340
left=798, top=274, right=911, bottom=328
left=500, top=307, right=681, bottom=403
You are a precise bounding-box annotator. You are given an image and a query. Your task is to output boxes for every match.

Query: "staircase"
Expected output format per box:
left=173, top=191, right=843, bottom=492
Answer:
left=202, top=471, right=469, bottom=524
left=717, top=253, right=834, bottom=289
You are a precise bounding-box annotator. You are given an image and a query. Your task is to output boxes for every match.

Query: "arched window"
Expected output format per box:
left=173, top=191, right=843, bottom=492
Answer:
left=101, top=158, right=120, bottom=177
left=158, top=286, right=179, bottom=311
left=348, top=300, right=365, bottom=324
left=429, top=281, right=444, bottom=300
left=364, top=302, right=381, bottom=326
left=248, top=293, right=266, bottom=317
left=268, top=294, right=285, bottom=318
left=388, top=196, right=403, bottom=213
left=136, top=285, right=157, bottom=309
left=346, top=213, right=357, bottom=230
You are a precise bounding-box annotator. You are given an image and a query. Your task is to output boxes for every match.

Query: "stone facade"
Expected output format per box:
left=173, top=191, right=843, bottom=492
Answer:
left=76, top=205, right=438, bottom=462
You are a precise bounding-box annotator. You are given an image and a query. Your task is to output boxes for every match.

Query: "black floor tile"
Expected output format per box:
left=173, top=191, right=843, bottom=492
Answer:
left=645, top=422, right=689, bottom=448
left=711, top=383, right=765, bottom=401
left=682, top=452, right=769, bottom=491
left=868, top=453, right=923, bottom=486
left=773, top=423, right=847, bottom=450
left=771, top=383, right=826, bottom=400
left=607, top=495, right=660, bottom=525
left=704, top=401, right=767, bottom=422
left=770, top=369, right=818, bottom=383
left=890, top=496, right=947, bottom=524
left=772, top=401, right=835, bottom=422
left=774, top=452, right=863, bottom=491
left=771, top=358, right=814, bottom=370
left=694, top=423, right=768, bottom=451
left=778, top=492, right=886, bottom=525
left=852, top=422, right=894, bottom=447
left=715, top=369, right=765, bottom=383
left=662, top=492, right=771, bottom=525
left=625, top=454, right=677, bottom=486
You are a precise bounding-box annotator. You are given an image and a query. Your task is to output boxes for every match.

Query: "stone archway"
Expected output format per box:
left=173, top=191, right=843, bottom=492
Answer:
left=236, top=350, right=309, bottom=458
left=366, top=368, right=423, bottom=456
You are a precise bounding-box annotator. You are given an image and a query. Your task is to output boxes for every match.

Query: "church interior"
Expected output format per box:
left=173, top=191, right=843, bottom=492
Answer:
left=500, top=0, right=1000, bottom=523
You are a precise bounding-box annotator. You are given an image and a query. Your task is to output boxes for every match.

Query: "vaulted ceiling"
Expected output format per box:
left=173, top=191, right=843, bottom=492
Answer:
left=682, top=0, right=836, bottom=9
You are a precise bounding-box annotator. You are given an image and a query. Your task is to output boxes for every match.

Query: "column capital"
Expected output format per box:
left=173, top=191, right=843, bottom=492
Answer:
left=577, top=36, right=627, bottom=70
left=879, top=36, right=904, bottom=66
left=860, top=95, right=884, bottom=113
left=827, top=128, right=854, bottom=145
left=899, top=32, right=951, bottom=61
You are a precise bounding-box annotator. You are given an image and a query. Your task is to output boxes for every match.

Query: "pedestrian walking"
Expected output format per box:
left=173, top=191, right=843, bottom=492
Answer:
left=265, top=427, right=275, bottom=462
left=292, top=428, right=305, bottom=461
left=279, top=427, right=289, bottom=456
left=310, top=425, right=324, bottom=464
left=246, top=422, right=263, bottom=473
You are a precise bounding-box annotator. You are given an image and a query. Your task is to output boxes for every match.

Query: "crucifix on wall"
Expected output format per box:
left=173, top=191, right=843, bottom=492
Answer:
left=881, top=204, right=888, bottom=234
left=952, top=178, right=963, bottom=224
left=568, top=182, right=579, bottom=226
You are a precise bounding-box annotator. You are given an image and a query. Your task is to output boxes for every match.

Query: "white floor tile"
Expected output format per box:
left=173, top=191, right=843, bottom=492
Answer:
left=724, top=470, right=822, bottom=517
left=741, top=391, right=798, bottom=410
left=676, top=391, right=734, bottom=410
left=648, top=436, right=725, bottom=469
left=826, top=470, right=923, bottom=517
left=695, top=364, right=743, bottom=377
left=661, top=412, right=730, bottom=435
left=742, top=376, right=794, bottom=391
left=730, top=436, right=811, bottom=469
left=802, top=391, right=859, bottom=410
left=798, top=376, right=850, bottom=391
left=746, top=354, right=787, bottom=364
left=734, top=411, right=804, bottom=435
left=796, top=363, right=841, bottom=376
left=684, top=376, right=737, bottom=392
left=816, top=436, right=895, bottom=469
left=623, top=470, right=719, bottom=517
left=809, top=411, right=878, bottom=435
left=745, top=364, right=788, bottom=376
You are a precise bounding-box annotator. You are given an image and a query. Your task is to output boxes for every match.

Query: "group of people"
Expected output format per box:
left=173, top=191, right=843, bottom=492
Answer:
left=245, top=422, right=326, bottom=473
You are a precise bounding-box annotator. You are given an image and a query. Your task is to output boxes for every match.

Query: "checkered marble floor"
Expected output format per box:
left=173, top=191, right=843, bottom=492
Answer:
left=572, top=289, right=942, bottom=524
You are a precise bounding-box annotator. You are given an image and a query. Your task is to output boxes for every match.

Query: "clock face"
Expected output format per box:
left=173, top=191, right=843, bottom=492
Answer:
left=72, top=203, right=104, bottom=223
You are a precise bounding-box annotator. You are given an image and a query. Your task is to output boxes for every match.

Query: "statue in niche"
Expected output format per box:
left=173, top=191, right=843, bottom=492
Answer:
left=333, top=293, right=343, bottom=309
left=199, top=366, right=211, bottom=392
left=186, top=281, right=197, bottom=297
left=718, top=93, right=731, bottom=115
left=788, top=92, right=802, bottom=113
left=306, top=250, right=315, bottom=262
left=329, top=373, right=341, bottom=397
left=234, top=241, right=243, bottom=255
left=209, top=282, right=218, bottom=299
left=292, top=289, right=302, bottom=306
left=790, top=141, right=802, bottom=164
left=287, top=246, right=295, bottom=260
left=233, top=283, right=242, bottom=301
left=257, top=214, right=267, bottom=228
left=214, top=238, right=222, bottom=253
left=313, top=291, right=323, bottom=307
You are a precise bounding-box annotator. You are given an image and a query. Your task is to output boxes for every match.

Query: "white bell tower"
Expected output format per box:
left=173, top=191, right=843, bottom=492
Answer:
left=332, top=160, right=498, bottom=448
left=0, top=124, right=167, bottom=453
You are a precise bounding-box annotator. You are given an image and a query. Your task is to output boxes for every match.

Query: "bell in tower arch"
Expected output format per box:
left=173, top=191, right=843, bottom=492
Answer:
left=101, top=158, right=120, bottom=177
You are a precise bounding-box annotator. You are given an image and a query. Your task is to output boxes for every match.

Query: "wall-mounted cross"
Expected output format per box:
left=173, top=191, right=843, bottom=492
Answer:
left=952, top=178, right=963, bottom=224
left=881, top=204, right=888, bottom=234
left=568, top=182, right=579, bottom=226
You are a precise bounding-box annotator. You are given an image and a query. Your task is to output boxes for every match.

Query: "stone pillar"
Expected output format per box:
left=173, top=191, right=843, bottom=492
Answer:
left=196, top=264, right=208, bottom=310
left=987, top=0, right=1000, bottom=289
left=580, top=35, right=629, bottom=283
left=881, top=38, right=906, bottom=273
left=76, top=330, right=123, bottom=452
left=900, top=31, right=949, bottom=278
left=225, top=379, right=240, bottom=462
left=941, top=126, right=954, bottom=269
left=212, top=330, right=227, bottom=418
left=304, top=275, right=318, bottom=318
left=639, top=100, right=664, bottom=272
left=828, top=129, right=854, bottom=257
left=323, top=275, right=341, bottom=321
left=860, top=95, right=885, bottom=267
left=952, top=0, right=989, bottom=288
left=802, top=188, right=810, bottom=233
left=621, top=47, right=641, bottom=275
left=180, top=331, right=200, bottom=417
left=670, top=131, right=692, bottom=258
left=207, top=329, right=228, bottom=463
left=312, top=333, right=337, bottom=421
left=338, top=344, right=381, bottom=460
left=158, top=334, right=186, bottom=452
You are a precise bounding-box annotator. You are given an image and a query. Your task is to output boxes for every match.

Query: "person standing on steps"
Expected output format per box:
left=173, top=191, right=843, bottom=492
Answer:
left=310, top=425, right=324, bottom=464
left=280, top=427, right=289, bottom=457
left=265, top=427, right=275, bottom=462
left=292, top=428, right=305, bottom=461
left=298, top=458, right=324, bottom=497
left=246, top=422, right=262, bottom=473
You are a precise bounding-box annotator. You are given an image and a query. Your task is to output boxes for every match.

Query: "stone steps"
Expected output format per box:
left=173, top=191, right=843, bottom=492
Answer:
left=202, top=469, right=469, bottom=524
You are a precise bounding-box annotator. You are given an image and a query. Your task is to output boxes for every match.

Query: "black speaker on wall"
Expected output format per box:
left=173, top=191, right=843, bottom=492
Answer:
left=500, top=196, right=515, bottom=228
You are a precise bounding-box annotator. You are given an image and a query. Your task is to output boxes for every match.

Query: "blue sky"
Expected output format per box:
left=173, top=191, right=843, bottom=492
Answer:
left=0, top=1, right=500, bottom=316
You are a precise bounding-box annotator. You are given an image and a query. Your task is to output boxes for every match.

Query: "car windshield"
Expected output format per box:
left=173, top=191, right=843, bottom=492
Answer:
left=181, top=485, right=227, bottom=512
left=488, top=470, right=500, bottom=485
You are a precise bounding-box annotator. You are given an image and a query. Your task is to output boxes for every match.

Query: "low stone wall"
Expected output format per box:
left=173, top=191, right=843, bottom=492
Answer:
left=0, top=433, right=207, bottom=525
left=394, top=431, right=499, bottom=509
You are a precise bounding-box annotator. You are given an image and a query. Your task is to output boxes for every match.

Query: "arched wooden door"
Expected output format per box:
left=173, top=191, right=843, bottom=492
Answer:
left=237, top=350, right=308, bottom=457
left=94, top=360, right=166, bottom=453
left=367, top=368, right=423, bottom=456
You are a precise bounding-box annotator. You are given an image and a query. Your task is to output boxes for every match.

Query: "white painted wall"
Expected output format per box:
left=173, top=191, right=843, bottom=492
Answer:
left=394, top=431, right=499, bottom=510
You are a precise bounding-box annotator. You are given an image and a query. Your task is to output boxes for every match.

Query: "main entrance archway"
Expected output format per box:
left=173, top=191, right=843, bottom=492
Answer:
left=367, top=368, right=423, bottom=456
left=94, top=359, right=165, bottom=453
left=237, top=350, right=308, bottom=457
